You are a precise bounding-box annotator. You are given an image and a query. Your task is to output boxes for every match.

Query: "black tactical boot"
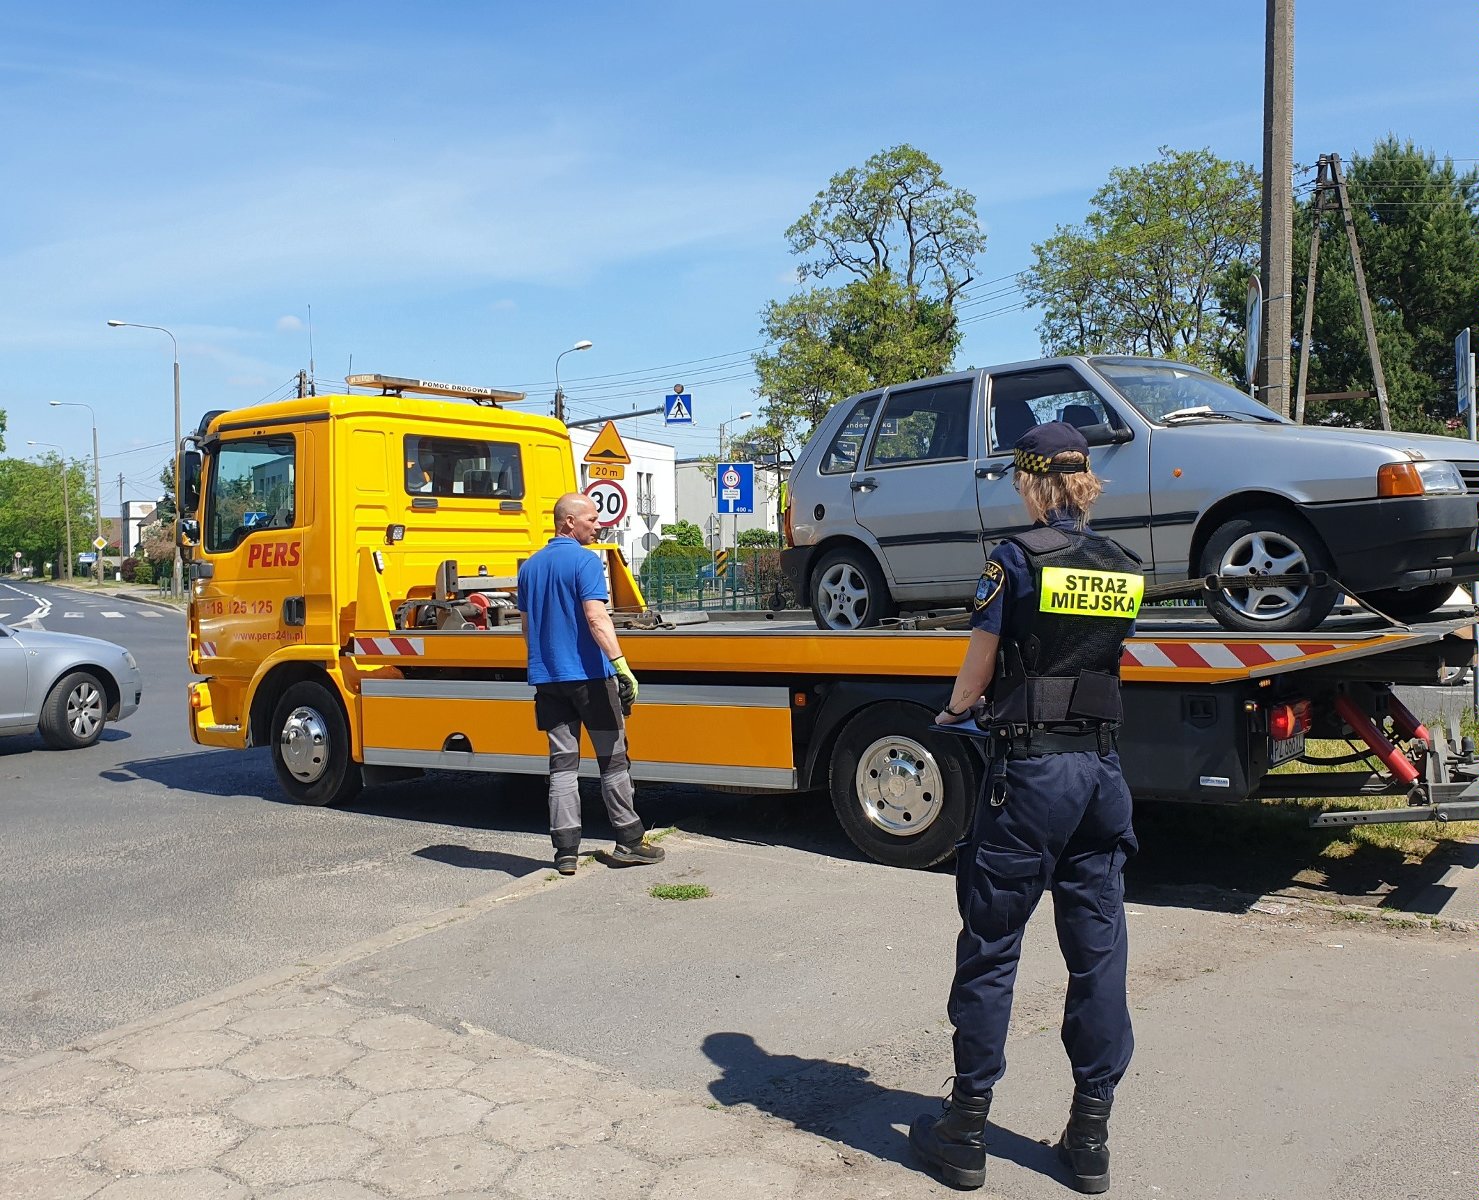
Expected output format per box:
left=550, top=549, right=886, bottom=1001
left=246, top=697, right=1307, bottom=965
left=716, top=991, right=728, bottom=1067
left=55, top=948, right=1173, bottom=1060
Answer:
left=908, top=1082, right=991, bottom=1189
left=1056, top=1091, right=1113, bottom=1194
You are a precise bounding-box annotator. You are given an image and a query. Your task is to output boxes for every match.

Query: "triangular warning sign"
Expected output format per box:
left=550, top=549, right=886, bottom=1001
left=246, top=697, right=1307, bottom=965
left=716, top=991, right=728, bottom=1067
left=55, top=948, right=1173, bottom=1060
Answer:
left=667, top=396, right=690, bottom=421
left=584, top=420, right=631, bottom=465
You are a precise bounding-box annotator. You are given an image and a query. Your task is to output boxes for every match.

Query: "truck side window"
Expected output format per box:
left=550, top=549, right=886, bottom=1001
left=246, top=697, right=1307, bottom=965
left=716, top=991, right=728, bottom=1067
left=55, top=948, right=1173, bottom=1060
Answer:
left=867, top=379, right=972, bottom=468
left=819, top=395, right=880, bottom=474
left=988, top=368, right=1117, bottom=452
left=206, top=435, right=296, bottom=553
left=403, top=436, right=524, bottom=499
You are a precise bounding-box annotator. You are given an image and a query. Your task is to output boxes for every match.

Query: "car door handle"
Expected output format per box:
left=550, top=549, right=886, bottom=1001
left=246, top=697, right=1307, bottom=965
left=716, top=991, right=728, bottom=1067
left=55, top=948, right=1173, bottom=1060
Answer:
left=976, top=465, right=1011, bottom=480
left=850, top=477, right=878, bottom=492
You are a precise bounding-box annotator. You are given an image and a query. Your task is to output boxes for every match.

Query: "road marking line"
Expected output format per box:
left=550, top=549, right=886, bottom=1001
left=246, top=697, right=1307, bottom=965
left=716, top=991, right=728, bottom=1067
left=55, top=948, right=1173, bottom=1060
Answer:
left=101, top=611, right=125, bottom=618
left=64, top=612, right=84, bottom=618
left=137, top=610, right=162, bottom=617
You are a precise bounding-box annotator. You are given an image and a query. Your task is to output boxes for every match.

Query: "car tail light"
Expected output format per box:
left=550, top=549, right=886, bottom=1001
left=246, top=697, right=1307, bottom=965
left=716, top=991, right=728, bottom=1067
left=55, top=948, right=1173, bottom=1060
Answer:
left=1377, top=462, right=1424, bottom=497
left=1267, top=698, right=1312, bottom=741
left=783, top=500, right=795, bottom=548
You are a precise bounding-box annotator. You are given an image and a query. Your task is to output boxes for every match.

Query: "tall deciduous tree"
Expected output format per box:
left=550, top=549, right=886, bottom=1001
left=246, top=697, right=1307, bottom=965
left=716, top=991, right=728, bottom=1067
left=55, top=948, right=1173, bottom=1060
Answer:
left=1022, top=147, right=1261, bottom=371
left=1286, top=139, right=1479, bottom=432
left=0, top=409, right=7, bottom=453
left=0, top=455, right=93, bottom=573
left=754, top=145, right=985, bottom=461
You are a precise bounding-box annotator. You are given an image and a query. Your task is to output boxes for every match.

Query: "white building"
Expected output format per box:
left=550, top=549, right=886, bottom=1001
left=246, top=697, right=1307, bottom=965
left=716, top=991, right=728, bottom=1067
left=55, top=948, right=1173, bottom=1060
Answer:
left=567, top=426, right=676, bottom=571
left=674, top=459, right=789, bottom=550
left=120, top=500, right=157, bottom=558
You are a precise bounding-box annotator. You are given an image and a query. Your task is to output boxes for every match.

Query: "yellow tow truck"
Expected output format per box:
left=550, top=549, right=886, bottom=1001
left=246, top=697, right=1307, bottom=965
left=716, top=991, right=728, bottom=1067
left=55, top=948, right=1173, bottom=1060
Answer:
left=175, top=375, right=1479, bottom=868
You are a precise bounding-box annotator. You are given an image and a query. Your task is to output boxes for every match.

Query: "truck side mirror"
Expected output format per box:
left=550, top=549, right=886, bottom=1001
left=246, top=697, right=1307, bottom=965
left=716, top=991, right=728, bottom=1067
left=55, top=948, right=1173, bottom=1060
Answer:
left=179, top=450, right=202, bottom=517
left=178, top=517, right=200, bottom=548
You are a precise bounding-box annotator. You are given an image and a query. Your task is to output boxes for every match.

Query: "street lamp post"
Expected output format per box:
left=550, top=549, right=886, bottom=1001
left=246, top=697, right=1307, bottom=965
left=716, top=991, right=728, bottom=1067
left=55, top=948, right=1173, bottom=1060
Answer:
left=107, top=320, right=183, bottom=598
left=717, top=410, right=754, bottom=569
left=27, top=441, right=73, bottom=582
left=552, top=340, right=593, bottom=424
left=50, top=401, right=103, bottom=586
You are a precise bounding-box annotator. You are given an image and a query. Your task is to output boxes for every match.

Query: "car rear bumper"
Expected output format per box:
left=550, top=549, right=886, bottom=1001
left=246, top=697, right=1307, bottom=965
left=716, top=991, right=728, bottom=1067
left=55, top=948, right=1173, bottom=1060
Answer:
left=780, top=546, right=818, bottom=600
left=1305, top=495, right=1479, bottom=593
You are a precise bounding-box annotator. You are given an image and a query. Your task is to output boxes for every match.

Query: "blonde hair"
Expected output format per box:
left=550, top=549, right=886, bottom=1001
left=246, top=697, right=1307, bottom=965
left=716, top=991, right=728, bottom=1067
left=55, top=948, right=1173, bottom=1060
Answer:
left=1016, top=452, right=1104, bottom=529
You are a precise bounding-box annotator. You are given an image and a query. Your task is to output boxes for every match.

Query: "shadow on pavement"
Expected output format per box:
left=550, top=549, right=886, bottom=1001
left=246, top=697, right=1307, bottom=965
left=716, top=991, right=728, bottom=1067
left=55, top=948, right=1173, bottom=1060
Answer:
left=702, top=1031, right=1062, bottom=1185
left=412, top=843, right=547, bottom=876
left=0, top=727, right=131, bottom=758
left=103, top=747, right=271, bottom=795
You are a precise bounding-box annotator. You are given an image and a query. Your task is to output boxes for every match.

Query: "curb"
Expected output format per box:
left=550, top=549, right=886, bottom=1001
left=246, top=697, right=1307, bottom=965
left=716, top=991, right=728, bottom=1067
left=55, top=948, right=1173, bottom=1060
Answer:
left=48, top=580, right=182, bottom=613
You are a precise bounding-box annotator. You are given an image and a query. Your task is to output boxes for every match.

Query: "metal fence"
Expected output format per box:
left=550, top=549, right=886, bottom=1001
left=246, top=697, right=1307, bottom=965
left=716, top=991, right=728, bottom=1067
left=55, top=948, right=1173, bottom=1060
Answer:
left=637, top=548, right=799, bottom=612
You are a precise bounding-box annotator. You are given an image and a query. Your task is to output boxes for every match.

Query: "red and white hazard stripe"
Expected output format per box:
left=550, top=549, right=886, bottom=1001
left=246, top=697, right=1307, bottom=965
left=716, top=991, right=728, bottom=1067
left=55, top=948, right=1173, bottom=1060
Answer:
left=351, top=635, right=425, bottom=657
left=1121, top=640, right=1338, bottom=670
left=198, top=641, right=219, bottom=658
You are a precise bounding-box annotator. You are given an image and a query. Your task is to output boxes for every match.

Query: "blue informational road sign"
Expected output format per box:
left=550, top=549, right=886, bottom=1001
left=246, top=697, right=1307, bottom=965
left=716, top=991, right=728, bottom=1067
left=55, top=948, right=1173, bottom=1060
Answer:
left=78, top=552, right=97, bottom=564
left=664, top=393, right=693, bottom=424
left=716, top=462, right=754, bottom=515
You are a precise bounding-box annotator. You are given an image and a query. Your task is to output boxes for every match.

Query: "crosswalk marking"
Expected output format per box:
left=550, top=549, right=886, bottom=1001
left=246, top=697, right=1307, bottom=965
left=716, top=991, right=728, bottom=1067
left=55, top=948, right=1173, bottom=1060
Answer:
left=101, top=611, right=125, bottom=619
left=64, top=612, right=84, bottom=618
left=138, top=610, right=162, bottom=618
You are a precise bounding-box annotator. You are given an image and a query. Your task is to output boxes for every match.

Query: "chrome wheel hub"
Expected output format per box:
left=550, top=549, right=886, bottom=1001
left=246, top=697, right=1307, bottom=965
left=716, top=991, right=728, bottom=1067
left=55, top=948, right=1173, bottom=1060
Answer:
left=280, top=706, right=330, bottom=783
left=818, top=562, right=871, bottom=629
left=1217, top=531, right=1309, bottom=620
left=854, top=735, right=943, bottom=835
left=67, top=681, right=103, bottom=740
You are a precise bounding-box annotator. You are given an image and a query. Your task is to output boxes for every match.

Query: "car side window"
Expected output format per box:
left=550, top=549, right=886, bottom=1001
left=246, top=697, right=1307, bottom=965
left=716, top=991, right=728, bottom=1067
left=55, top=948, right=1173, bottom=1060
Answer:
left=866, top=379, right=973, bottom=468
left=206, top=434, right=297, bottom=554
left=819, top=395, right=880, bottom=474
left=988, top=368, right=1117, bottom=452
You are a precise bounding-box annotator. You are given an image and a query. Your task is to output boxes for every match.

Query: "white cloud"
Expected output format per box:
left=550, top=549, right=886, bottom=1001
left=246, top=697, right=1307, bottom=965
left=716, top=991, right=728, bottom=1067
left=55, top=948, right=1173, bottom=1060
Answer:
left=276, top=315, right=304, bottom=333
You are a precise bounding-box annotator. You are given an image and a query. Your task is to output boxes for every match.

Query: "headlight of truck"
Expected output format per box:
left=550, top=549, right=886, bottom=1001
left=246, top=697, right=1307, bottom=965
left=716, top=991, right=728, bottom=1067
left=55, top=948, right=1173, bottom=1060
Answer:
left=1415, top=460, right=1466, bottom=495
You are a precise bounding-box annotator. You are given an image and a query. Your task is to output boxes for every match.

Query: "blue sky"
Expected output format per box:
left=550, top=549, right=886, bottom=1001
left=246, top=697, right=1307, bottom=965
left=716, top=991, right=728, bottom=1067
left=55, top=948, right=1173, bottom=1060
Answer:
left=2, top=1, right=1473, bottom=506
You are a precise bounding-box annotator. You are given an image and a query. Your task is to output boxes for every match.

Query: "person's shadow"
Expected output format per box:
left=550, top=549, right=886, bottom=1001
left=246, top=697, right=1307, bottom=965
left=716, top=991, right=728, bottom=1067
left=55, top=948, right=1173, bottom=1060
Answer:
left=701, top=1031, right=1062, bottom=1183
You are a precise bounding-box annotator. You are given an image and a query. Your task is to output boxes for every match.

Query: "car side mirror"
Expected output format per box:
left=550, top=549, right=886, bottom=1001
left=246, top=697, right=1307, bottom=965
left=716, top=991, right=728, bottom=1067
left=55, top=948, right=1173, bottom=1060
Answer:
left=1080, top=422, right=1133, bottom=447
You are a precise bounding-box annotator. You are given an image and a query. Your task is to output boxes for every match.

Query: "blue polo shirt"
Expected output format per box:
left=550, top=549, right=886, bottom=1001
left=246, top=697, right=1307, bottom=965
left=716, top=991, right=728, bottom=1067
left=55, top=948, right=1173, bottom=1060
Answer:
left=517, top=536, right=614, bottom=685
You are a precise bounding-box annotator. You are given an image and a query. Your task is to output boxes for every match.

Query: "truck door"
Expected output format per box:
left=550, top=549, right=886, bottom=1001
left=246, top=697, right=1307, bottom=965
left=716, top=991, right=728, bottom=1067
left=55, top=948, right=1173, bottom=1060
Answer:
left=977, top=366, right=1153, bottom=567
left=850, top=376, right=982, bottom=587
left=193, top=428, right=307, bottom=675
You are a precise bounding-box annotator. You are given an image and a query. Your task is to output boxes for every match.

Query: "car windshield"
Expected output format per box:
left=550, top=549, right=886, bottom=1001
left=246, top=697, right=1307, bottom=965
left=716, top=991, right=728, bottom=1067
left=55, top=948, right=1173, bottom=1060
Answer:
left=1091, top=360, right=1287, bottom=425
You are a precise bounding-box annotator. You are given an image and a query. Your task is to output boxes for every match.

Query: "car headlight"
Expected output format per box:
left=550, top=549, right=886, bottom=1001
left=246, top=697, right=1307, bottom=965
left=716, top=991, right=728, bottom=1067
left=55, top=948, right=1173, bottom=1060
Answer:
left=123, top=651, right=138, bottom=669
left=1415, top=460, right=1466, bottom=495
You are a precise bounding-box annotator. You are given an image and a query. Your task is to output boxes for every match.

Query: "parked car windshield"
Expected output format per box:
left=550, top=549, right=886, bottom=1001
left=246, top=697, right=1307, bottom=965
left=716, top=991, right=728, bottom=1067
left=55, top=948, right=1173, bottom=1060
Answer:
left=1091, top=360, right=1287, bottom=426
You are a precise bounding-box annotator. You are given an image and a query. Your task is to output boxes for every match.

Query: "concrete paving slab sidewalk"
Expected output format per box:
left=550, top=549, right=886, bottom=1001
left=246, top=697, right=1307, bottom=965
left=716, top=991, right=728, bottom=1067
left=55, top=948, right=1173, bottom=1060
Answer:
left=1, top=831, right=1472, bottom=1199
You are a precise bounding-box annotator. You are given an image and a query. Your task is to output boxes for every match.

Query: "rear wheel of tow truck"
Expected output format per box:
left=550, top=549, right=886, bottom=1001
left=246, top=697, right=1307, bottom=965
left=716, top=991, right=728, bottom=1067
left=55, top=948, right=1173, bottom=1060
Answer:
left=830, top=701, right=979, bottom=869
left=270, top=680, right=363, bottom=807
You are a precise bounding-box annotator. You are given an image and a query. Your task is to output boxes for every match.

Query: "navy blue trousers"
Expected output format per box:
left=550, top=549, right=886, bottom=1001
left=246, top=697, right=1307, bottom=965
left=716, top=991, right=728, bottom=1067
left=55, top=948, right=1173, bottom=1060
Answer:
left=948, top=748, right=1136, bottom=1102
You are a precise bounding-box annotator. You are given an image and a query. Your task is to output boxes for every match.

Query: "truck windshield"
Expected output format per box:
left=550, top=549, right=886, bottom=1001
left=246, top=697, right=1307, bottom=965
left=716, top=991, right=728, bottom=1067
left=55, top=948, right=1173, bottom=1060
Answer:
left=1092, top=360, right=1287, bottom=426
left=206, top=434, right=296, bottom=553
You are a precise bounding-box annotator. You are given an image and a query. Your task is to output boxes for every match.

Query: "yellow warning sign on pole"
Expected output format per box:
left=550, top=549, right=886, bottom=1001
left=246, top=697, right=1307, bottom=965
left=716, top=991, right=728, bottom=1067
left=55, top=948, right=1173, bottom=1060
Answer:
left=714, top=549, right=729, bottom=578
left=583, top=421, right=631, bottom=465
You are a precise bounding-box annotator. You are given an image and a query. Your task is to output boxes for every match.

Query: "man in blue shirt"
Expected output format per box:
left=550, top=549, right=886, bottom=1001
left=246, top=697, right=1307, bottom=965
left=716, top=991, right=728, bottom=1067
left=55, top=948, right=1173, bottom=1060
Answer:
left=517, top=492, right=664, bottom=875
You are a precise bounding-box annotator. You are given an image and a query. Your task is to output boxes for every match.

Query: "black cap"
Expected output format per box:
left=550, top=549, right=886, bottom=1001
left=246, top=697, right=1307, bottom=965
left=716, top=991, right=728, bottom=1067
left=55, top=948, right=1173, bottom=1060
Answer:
left=1013, top=421, right=1090, bottom=475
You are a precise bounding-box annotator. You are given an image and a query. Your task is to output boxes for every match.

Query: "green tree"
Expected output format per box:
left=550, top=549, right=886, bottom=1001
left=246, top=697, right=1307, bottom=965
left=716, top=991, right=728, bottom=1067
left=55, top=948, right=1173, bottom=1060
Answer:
left=659, top=519, right=705, bottom=548
left=737, top=527, right=780, bottom=549
left=754, top=145, right=986, bottom=461
left=0, top=409, right=7, bottom=453
left=0, top=454, right=93, bottom=575
left=1282, top=139, right=1479, bottom=432
left=1022, top=147, right=1261, bottom=371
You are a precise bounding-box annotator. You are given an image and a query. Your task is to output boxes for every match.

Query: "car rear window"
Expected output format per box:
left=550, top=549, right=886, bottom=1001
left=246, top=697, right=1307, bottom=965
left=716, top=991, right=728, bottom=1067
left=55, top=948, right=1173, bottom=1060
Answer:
left=819, top=395, right=880, bottom=474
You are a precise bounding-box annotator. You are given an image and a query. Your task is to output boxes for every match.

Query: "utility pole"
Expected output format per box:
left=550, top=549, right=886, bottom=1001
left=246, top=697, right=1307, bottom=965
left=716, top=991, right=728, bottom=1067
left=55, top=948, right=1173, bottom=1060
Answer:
left=118, top=473, right=125, bottom=558
left=1293, top=157, right=1329, bottom=423
left=1259, top=0, right=1295, bottom=417
left=1330, top=153, right=1392, bottom=430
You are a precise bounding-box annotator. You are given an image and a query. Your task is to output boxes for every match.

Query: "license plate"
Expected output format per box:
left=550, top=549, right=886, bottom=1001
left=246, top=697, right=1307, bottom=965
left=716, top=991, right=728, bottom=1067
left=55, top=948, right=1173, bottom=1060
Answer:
left=1270, top=734, right=1305, bottom=766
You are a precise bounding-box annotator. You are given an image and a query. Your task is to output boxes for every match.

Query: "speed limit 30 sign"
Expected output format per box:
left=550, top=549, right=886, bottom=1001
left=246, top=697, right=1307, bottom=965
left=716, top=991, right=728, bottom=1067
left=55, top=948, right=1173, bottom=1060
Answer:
left=582, top=479, right=628, bottom=527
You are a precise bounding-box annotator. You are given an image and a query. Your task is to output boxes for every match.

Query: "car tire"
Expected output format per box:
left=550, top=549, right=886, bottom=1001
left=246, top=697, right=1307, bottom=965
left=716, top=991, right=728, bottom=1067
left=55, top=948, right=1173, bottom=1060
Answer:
left=1356, top=582, right=1458, bottom=624
left=829, top=701, right=978, bottom=869
left=810, top=547, right=897, bottom=630
left=1200, top=509, right=1337, bottom=633
left=270, top=680, right=363, bottom=807
left=38, top=669, right=109, bottom=749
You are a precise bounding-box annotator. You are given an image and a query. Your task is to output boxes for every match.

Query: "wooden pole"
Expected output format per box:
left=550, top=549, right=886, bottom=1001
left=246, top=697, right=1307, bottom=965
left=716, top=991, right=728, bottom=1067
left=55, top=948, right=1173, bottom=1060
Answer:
left=1293, top=157, right=1328, bottom=424
left=1329, top=153, right=1392, bottom=430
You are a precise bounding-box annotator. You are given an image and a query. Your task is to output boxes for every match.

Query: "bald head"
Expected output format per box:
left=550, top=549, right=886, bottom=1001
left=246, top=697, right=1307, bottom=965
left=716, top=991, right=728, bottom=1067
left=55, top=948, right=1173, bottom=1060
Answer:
left=554, top=492, right=600, bottom=544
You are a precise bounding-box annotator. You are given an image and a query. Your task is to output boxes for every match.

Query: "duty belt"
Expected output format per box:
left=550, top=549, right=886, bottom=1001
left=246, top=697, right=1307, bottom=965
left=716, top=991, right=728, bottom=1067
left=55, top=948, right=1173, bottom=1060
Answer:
left=994, top=725, right=1117, bottom=758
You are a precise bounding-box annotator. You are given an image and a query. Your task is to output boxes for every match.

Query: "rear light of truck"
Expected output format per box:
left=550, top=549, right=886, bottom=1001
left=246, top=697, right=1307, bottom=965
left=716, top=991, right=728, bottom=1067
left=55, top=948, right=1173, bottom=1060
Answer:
left=1267, top=699, right=1312, bottom=741
left=1377, top=462, right=1424, bottom=497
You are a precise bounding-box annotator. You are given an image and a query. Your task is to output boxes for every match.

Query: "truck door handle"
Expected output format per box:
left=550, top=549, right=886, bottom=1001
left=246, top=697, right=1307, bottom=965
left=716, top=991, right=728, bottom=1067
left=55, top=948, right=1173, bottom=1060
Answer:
left=283, top=596, right=306, bottom=626
left=850, top=477, right=878, bottom=492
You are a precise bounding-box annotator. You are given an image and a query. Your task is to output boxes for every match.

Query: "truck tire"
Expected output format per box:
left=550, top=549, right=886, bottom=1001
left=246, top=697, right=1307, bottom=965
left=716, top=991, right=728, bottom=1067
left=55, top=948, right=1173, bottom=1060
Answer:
left=830, top=701, right=978, bottom=869
left=38, top=669, right=108, bottom=749
left=270, top=680, right=363, bottom=807
left=811, top=546, right=897, bottom=631
left=1200, top=509, right=1337, bottom=633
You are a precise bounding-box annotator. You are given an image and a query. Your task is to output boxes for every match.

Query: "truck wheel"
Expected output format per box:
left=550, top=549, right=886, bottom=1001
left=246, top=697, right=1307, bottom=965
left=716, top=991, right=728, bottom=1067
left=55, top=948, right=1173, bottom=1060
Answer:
left=39, top=670, right=108, bottom=749
left=830, top=701, right=978, bottom=869
left=1356, top=582, right=1457, bottom=624
left=270, top=680, right=363, bottom=807
left=811, top=547, right=897, bottom=630
left=1200, top=509, right=1336, bottom=632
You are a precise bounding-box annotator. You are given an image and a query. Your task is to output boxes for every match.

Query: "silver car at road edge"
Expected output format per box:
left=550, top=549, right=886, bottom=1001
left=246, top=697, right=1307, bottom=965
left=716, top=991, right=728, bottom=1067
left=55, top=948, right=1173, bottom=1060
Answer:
left=0, top=621, right=143, bottom=748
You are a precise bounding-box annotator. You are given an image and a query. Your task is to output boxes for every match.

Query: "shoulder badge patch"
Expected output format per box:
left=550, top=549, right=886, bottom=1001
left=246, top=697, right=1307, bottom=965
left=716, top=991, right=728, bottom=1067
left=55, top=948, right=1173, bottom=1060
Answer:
left=974, top=560, right=1006, bottom=612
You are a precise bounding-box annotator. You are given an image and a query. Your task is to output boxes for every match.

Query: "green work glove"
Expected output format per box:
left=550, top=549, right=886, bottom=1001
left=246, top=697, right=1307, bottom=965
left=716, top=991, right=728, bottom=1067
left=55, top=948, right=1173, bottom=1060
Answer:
left=611, top=655, right=639, bottom=713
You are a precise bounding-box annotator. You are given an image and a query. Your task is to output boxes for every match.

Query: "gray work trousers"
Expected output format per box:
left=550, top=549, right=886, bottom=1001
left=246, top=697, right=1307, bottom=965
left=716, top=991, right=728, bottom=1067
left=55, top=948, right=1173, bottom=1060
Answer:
left=534, top=678, right=642, bottom=851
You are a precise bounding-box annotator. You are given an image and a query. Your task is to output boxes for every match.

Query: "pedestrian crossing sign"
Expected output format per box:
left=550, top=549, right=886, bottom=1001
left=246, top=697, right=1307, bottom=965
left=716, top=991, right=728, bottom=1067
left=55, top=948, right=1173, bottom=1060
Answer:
left=664, top=393, right=693, bottom=424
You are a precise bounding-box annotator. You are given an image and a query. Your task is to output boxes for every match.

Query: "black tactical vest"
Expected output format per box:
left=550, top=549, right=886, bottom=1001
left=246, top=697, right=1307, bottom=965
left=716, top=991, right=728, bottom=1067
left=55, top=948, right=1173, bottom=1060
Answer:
left=984, top=526, right=1142, bottom=731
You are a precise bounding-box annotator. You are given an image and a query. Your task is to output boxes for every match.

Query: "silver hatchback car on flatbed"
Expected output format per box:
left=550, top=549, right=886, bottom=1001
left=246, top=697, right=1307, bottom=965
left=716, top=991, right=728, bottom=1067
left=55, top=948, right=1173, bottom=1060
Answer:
left=781, top=356, right=1479, bottom=633
left=0, top=621, right=143, bottom=748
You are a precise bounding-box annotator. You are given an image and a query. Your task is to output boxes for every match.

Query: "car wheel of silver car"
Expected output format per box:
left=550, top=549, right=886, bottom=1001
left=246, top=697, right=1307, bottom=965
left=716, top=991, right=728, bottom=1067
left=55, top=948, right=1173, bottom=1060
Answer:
left=830, top=701, right=977, bottom=869
left=1200, top=509, right=1337, bottom=633
left=270, top=679, right=364, bottom=807
left=810, top=547, right=897, bottom=630
left=1356, top=582, right=1457, bottom=625
left=38, top=669, right=109, bottom=750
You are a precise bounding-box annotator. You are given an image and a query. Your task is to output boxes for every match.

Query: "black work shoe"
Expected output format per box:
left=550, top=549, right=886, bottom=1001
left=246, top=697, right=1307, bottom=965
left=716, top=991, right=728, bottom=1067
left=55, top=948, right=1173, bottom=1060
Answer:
left=908, top=1083, right=991, bottom=1190
left=1056, top=1091, right=1113, bottom=1194
left=609, top=840, right=665, bottom=867
left=554, top=853, right=579, bottom=876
